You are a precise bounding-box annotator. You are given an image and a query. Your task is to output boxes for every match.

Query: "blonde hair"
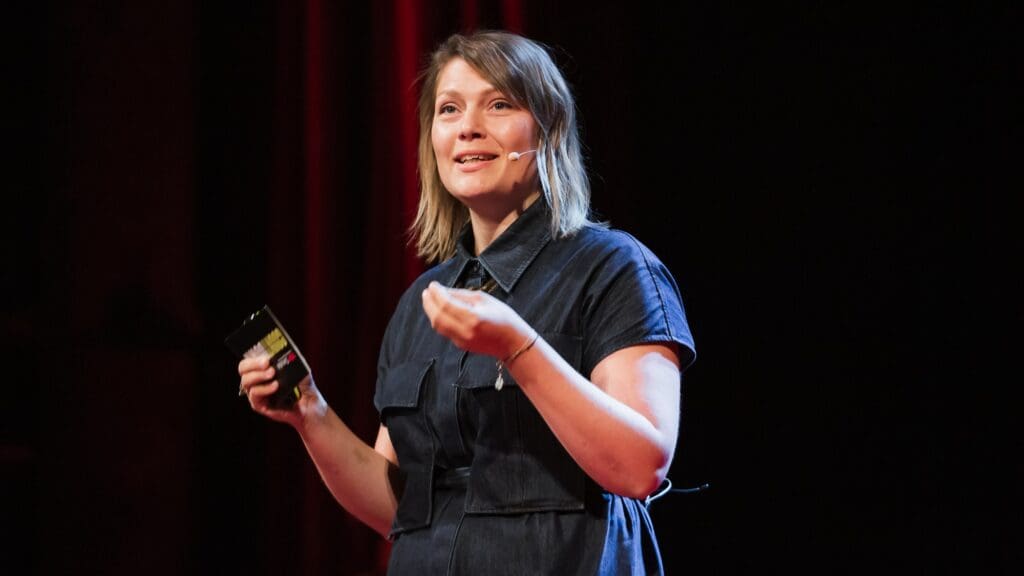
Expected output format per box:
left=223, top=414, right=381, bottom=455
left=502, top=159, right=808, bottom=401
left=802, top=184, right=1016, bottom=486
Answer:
left=411, top=30, right=594, bottom=263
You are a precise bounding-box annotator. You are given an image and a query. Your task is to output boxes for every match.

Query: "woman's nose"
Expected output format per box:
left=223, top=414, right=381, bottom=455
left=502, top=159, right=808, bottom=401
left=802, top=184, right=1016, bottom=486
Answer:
left=458, top=108, right=483, bottom=140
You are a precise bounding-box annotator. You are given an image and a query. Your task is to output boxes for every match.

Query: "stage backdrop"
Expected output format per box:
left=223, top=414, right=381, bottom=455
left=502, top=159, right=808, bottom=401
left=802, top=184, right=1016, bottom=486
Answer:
left=6, top=1, right=1014, bottom=575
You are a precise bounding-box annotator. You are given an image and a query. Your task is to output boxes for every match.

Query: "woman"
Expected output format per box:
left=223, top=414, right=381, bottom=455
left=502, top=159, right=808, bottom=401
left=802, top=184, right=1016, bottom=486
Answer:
left=238, top=30, right=696, bottom=575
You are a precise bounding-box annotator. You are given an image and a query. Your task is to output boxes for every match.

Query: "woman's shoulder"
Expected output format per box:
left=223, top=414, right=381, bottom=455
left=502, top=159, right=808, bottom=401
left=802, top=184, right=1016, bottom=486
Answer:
left=563, top=223, right=669, bottom=268
left=381, top=259, right=459, bottom=341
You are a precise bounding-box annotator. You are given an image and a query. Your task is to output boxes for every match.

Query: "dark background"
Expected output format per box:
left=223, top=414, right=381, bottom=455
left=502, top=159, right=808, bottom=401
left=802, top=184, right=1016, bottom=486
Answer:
left=4, top=2, right=1017, bottom=574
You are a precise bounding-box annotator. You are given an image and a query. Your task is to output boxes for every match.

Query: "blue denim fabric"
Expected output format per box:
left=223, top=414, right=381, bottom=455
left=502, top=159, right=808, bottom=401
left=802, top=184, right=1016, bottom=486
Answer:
left=374, top=199, right=695, bottom=574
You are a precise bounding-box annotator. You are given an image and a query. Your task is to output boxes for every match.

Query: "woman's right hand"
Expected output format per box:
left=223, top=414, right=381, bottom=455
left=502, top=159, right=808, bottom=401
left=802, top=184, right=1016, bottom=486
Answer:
left=237, top=356, right=328, bottom=428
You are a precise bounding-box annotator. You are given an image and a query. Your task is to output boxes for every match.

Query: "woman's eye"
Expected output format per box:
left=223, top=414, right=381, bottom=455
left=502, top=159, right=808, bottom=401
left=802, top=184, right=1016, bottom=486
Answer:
left=493, top=101, right=512, bottom=110
left=438, top=104, right=457, bottom=115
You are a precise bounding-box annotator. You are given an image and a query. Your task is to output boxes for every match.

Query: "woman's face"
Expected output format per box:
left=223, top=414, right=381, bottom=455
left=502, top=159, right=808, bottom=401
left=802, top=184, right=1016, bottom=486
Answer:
left=431, top=58, right=539, bottom=210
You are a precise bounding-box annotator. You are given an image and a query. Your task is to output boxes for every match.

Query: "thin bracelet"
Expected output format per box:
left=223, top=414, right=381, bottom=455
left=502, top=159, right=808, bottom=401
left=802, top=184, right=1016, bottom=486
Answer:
left=494, top=331, right=539, bottom=390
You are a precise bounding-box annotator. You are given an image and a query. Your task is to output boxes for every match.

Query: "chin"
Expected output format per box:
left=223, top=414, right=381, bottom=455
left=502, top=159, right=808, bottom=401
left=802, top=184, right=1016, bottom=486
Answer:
left=447, top=185, right=501, bottom=204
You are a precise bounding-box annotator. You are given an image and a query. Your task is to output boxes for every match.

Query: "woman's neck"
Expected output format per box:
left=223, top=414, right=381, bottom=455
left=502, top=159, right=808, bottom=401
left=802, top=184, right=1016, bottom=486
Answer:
left=468, top=191, right=541, bottom=256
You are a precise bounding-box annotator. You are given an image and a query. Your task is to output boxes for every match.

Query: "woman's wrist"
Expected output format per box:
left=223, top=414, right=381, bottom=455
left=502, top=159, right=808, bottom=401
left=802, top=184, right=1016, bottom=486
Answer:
left=502, top=330, right=539, bottom=366
left=293, top=394, right=331, bottom=432
left=494, top=329, right=540, bottom=391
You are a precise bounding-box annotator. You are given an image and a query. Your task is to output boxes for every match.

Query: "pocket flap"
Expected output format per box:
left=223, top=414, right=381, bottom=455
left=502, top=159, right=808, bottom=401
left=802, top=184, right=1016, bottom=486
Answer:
left=454, top=352, right=501, bottom=390
left=374, top=358, right=434, bottom=411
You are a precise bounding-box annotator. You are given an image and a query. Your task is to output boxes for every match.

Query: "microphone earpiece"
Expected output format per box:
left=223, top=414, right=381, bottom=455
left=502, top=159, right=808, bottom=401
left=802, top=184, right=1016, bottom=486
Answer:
left=508, top=149, right=537, bottom=161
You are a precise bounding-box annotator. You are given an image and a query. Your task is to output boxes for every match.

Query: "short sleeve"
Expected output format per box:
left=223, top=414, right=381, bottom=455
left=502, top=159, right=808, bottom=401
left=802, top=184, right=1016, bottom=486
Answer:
left=372, top=302, right=399, bottom=415
left=372, top=279, right=422, bottom=415
left=580, top=232, right=696, bottom=378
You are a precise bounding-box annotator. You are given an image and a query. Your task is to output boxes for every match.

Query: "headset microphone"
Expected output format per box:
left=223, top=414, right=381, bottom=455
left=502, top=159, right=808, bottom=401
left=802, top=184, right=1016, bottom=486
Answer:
left=508, top=149, right=537, bottom=161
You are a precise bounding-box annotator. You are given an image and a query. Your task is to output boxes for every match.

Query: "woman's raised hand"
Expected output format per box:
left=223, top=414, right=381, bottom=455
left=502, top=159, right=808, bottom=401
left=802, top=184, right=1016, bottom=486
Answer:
left=421, top=281, right=532, bottom=359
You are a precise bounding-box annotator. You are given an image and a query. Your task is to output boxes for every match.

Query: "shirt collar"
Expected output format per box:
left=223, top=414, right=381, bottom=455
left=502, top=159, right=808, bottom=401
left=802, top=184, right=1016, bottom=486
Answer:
left=444, top=198, right=552, bottom=293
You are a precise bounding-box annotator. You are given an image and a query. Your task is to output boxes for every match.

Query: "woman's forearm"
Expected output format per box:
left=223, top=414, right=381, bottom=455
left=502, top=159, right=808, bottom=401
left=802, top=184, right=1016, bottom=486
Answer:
left=294, top=408, right=398, bottom=536
left=508, top=338, right=680, bottom=499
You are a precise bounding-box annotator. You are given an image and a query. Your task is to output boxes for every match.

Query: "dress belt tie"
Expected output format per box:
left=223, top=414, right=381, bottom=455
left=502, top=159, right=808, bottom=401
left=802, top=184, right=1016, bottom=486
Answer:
left=434, top=466, right=472, bottom=488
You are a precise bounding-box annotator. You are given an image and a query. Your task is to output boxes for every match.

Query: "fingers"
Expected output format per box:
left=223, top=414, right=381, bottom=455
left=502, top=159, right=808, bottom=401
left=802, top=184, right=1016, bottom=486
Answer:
left=246, top=379, right=280, bottom=405
left=237, top=356, right=310, bottom=424
left=422, top=282, right=478, bottom=343
left=238, top=360, right=275, bottom=399
left=238, top=355, right=270, bottom=375
left=445, top=286, right=485, bottom=305
left=426, top=281, right=484, bottom=315
left=421, top=282, right=451, bottom=325
left=239, top=366, right=275, bottom=387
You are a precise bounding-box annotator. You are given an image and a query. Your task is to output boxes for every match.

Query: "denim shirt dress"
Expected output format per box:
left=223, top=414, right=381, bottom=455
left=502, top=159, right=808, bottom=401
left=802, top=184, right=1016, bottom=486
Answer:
left=374, top=199, right=696, bottom=575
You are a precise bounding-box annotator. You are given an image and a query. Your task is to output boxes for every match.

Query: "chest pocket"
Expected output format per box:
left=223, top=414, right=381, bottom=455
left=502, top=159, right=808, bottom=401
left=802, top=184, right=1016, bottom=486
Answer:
left=374, top=358, right=435, bottom=536
left=454, top=332, right=588, bottom=514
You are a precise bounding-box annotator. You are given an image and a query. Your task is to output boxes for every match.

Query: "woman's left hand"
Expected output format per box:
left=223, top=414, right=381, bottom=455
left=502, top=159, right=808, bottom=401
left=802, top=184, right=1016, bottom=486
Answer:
left=421, top=280, right=532, bottom=359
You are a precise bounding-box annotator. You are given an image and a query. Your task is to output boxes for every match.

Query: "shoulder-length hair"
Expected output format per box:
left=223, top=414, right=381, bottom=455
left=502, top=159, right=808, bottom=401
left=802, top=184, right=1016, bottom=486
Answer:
left=411, top=30, right=594, bottom=263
